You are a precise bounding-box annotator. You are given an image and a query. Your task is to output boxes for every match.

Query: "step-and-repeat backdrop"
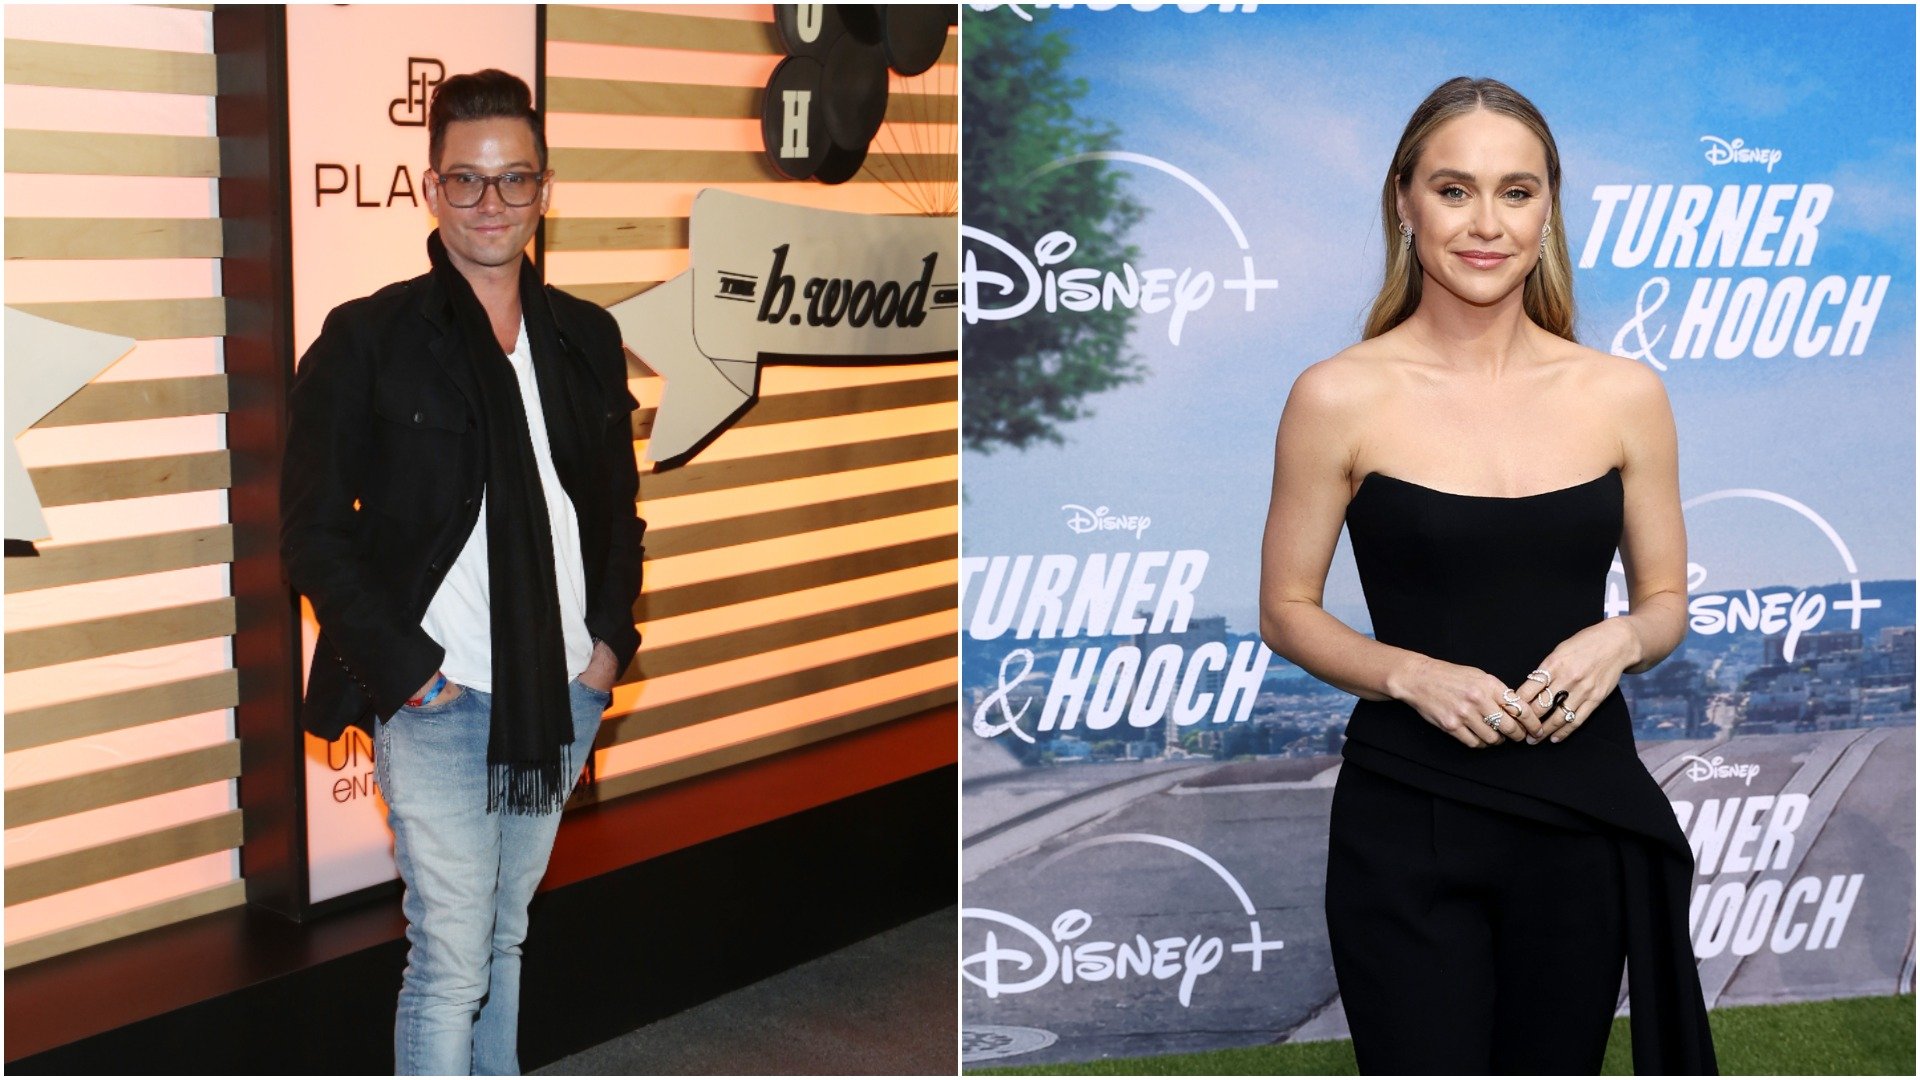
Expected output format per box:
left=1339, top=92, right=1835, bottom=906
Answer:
left=958, top=4, right=1914, bottom=1067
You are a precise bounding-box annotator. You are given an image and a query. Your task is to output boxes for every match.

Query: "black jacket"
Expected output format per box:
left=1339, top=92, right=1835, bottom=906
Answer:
left=281, top=267, right=643, bottom=741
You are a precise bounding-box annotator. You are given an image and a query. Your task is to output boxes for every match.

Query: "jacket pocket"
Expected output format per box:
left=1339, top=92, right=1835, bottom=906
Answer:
left=373, top=377, right=470, bottom=433
left=367, top=373, right=472, bottom=521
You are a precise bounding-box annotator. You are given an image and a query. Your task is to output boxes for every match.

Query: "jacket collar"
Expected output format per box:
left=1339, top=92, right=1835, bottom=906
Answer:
left=411, top=236, right=597, bottom=423
left=414, top=242, right=589, bottom=363
left=412, top=263, right=479, bottom=412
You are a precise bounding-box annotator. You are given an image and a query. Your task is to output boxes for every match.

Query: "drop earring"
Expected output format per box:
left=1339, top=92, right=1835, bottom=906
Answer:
left=1399, top=222, right=1413, bottom=250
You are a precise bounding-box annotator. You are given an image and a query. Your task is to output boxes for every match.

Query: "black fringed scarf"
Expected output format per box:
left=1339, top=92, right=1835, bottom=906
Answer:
left=428, top=230, right=593, bottom=815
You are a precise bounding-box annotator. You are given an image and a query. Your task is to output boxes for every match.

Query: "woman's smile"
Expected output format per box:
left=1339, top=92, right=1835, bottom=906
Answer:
left=1454, top=250, right=1512, bottom=269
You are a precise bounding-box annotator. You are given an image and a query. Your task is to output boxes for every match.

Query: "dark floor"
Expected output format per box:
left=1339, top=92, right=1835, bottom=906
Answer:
left=533, top=905, right=957, bottom=1075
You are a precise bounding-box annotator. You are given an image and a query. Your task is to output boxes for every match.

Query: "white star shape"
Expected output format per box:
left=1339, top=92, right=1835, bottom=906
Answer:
left=5, top=308, right=136, bottom=544
left=605, top=274, right=755, bottom=465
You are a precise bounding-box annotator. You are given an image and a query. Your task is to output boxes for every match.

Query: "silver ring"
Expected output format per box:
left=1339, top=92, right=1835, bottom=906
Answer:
left=1483, top=713, right=1504, bottom=732
left=1502, top=688, right=1520, bottom=704
left=1535, top=690, right=1555, bottom=708
left=1561, top=707, right=1577, bottom=724
left=1526, top=669, right=1553, bottom=686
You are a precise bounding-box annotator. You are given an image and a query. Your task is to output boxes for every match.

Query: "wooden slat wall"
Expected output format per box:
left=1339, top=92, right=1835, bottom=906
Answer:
left=3, top=6, right=243, bottom=968
left=6, top=218, right=225, bottom=260
left=4, top=38, right=218, bottom=95
left=5, top=297, right=228, bottom=339
left=543, top=7, right=959, bottom=806
left=546, top=76, right=956, bottom=124
left=545, top=5, right=959, bottom=62
left=546, top=146, right=954, bottom=185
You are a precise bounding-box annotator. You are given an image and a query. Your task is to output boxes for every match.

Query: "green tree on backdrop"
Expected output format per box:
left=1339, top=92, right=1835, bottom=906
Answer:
left=962, top=9, right=1144, bottom=453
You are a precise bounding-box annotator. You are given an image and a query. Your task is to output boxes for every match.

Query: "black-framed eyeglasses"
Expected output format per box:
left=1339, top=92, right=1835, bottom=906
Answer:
left=431, top=169, right=551, bottom=208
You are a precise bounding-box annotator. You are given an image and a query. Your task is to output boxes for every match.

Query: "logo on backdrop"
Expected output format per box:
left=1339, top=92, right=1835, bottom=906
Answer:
left=606, top=190, right=958, bottom=463
left=315, top=55, right=449, bottom=208
left=1583, top=141, right=1889, bottom=368
left=962, top=833, right=1284, bottom=1006
left=1063, top=503, right=1151, bottom=538
left=326, top=728, right=382, bottom=803
left=735, top=246, right=945, bottom=332
left=1641, top=485, right=1901, bottom=960
left=965, top=544, right=1272, bottom=742
left=962, top=153, right=1276, bottom=346
left=389, top=57, right=445, bottom=127
left=1607, top=488, right=1883, bottom=664
left=1682, top=754, right=1762, bottom=786
left=1700, top=135, right=1783, bottom=173
left=1668, top=790, right=1867, bottom=959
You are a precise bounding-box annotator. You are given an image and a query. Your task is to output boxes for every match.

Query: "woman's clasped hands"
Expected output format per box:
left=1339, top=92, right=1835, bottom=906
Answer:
left=1395, top=618, right=1640, bottom=748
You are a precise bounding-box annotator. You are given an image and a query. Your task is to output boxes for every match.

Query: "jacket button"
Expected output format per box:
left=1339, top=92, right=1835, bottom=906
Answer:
left=412, top=410, right=425, bottom=424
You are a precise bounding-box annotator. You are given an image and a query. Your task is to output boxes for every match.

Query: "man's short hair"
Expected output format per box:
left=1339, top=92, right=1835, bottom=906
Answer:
left=428, top=69, right=547, bottom=171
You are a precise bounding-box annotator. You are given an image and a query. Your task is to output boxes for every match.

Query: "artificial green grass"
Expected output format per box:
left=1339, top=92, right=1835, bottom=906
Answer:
left=971, top=993, right=1916, bottom=1075
left=1642, top=993, right=1916, bottom=1077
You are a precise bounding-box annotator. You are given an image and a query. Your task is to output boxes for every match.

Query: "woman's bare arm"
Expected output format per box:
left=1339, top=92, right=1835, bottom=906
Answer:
left=1613, top=361, right=1690, bottom=674
left=1260, top=361, right=1404, bottom=700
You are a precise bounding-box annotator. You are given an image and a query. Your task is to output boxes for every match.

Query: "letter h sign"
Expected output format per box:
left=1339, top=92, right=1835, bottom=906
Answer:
left=782, top=89, right=813, bottom=158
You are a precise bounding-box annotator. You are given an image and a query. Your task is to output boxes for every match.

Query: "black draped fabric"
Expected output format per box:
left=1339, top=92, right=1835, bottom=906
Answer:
left=1338, top=467, right=1718, bottom=1075
left=427, top=231, right=603, bottom=815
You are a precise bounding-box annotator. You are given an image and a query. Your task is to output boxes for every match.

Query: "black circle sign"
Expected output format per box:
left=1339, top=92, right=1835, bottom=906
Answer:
left=763, top=4, right=955, bottom=185
left=761, top=55, right=827, bottom=180
left=774, top=4, right=846, bottom=61
left=823, top=34, right=889, bottom=149
left=815, top=140, right=869, bottom=186
left=882, top=5, right=949, bottom=77
left=838, top=5, right=883, bottom=45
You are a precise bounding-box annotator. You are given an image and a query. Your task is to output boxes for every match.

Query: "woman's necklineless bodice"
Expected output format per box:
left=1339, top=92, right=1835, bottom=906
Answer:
left=1352, top=467, right=1621, bottom=505
left=1343, top=466, right=1624, bottom=690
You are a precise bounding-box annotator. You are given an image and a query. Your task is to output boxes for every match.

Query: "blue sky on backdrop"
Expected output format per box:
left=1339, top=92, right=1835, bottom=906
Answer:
left=961, top=3, right=1915, bottom=633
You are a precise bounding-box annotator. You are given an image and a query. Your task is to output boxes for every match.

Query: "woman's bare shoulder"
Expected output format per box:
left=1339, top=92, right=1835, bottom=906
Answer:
left=1287, top=341, right=1396, bottom=418
left=1555, top=341, right=1671, bottom=409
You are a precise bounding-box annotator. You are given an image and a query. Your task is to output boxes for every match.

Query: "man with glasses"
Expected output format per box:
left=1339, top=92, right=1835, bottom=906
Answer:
left=281, top=69, right=641, bottom=1075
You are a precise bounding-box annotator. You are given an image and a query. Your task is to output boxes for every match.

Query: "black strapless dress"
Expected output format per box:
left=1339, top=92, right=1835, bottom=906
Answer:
left=1333, top=468, right=1717, bottom=1074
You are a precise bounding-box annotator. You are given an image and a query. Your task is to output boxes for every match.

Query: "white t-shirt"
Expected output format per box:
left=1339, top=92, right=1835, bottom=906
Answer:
left=421, top=320, right=593, bottom=690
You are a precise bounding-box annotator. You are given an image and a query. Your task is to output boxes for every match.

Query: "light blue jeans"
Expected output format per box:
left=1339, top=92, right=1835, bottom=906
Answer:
left=376, top=677, right=608, bottom=1076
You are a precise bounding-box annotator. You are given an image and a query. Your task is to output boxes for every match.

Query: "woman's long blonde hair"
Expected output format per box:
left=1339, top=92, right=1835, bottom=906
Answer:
left=1363, top=77, right=1576, bottom=341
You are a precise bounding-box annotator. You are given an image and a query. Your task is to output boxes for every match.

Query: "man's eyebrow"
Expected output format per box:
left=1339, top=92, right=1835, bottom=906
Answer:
left=439, top=160, right=539, bottom=172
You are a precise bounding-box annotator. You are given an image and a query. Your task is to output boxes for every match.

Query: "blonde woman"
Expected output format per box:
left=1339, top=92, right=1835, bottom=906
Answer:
left=1258, top=77, right=1716, bottom=1074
